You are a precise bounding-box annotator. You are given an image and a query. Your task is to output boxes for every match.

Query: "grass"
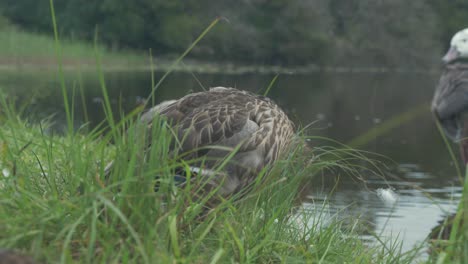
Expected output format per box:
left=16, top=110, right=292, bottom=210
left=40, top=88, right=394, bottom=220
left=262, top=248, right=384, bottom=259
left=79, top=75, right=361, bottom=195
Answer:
left=427, top=171, right=468, bottom=264
left=0, top=23, right=289, bottom=74
left=423, top=121, right=468, bottom=264
left=0, top=24, right=145, bottom=68
left=0, top=26, right=107, bottom=59
left=0, top=95, right=423, bottom=263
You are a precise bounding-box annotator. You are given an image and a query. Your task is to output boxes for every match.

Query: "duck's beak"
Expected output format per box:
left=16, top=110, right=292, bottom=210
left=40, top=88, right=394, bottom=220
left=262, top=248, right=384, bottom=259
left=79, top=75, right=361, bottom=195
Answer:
left=442, top=46, right=460, bottom=64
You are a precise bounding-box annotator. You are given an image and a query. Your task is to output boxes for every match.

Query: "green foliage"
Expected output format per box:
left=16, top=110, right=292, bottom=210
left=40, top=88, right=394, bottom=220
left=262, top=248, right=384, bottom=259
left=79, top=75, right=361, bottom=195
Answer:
left=2, top=0, right=462, bottom=66
left=329, top=0, right=441, bottom=66
left=0, top=0, right=327, bottom=65
left=0, top=23, right=146, bottom=73
left=0, top=99, right=420, bottom=263
left=428, top=0, right=468, bottom=48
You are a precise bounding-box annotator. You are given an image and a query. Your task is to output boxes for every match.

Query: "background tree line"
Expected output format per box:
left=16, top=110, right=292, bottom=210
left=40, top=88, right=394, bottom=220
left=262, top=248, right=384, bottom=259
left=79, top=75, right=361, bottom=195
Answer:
left=1, top=0, right=468, bottom=67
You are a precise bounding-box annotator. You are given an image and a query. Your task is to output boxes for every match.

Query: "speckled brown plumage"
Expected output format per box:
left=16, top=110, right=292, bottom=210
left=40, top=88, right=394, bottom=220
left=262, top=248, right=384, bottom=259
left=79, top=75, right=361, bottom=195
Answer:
left=139, top=87, right=297, bottom=196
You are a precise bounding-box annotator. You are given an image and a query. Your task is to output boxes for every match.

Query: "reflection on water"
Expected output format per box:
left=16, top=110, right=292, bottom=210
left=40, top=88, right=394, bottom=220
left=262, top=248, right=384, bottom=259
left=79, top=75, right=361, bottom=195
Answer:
left=1, top=69, right=462, bottom=253
left=301, top=170, right=460, bottom=253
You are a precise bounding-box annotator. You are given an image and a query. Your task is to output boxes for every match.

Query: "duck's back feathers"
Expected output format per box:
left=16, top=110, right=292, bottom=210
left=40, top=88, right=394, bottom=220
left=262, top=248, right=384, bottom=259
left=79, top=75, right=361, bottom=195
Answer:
left=141, top=87, right=296, bottom=195
left=144, top=87, right=294, bottom=160
left=432, top=63, right=468, bottom=141
left=433, top=64, right=468, bottom=120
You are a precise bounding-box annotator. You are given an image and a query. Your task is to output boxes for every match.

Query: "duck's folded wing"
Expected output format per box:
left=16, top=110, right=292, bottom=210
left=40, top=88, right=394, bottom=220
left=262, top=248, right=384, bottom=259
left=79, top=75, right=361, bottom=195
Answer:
left=171, top=103, right=255, bottom=155
left=145, top=92, right=259, bottom=156
left=433, top=68, right=468, bottom=120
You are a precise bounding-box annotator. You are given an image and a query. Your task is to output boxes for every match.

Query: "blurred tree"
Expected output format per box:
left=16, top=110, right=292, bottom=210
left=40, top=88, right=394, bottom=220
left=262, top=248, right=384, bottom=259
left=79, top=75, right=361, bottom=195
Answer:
left=1, top=0, right=57, bottom=31
left=0, top=0, right=458, bottom=66
left=195, top=0, right=332, bottom=65
left=428, top=0, right=468, bottom=49
left=328, top=0, right=441, bottom=66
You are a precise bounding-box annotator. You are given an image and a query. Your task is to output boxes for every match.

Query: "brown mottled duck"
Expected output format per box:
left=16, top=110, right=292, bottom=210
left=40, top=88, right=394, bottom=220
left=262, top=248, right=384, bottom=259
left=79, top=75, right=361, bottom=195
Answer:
left=106, top=87, right=300, bottom=198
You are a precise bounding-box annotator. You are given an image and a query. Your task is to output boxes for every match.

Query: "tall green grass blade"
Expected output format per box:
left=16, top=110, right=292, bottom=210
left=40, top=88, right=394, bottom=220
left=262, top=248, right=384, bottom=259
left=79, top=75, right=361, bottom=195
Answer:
left=48, top=0, right=72, bottom=134
left=149, top=48, right=155, bottom=106
left=436, top=252, right=447, bottom=264
left=169, top=215, right=181, bottom=259
left=77, top=70, right=89, bottom=125
left=263, top=74, right=279, bottom=96
left=434, top=117, right=463, bottom=181
left=86, top=201, right=99, bottom=263
left=225, top=220, right=245, bottom=261
left=189, top=216, right=216, bottom=257
left=93, top=28, right=116, bottom=132
left=318, top=232, right=335, bottom=264
left=60, top=208, right=91, bottom=263
left=187, top=67, right=206, bottom=91
left=209, top=248, right=224, bottom=264
left=145, top=17, right=221, bottom=106
left=97, top=194, right=149, bottom=263
left=348, top=103, right=428, bottom=148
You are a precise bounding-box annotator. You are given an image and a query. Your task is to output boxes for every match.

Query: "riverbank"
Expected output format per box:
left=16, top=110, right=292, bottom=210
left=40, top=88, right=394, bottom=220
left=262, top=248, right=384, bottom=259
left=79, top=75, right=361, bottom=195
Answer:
left=0, top=96, right=426, bottom=263
left=0, top=26, right=441, bottom=75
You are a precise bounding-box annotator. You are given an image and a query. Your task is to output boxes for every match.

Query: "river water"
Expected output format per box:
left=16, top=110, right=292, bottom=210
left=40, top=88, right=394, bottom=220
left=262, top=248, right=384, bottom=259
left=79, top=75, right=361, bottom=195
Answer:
left=1, top=68, right=461, bottom=253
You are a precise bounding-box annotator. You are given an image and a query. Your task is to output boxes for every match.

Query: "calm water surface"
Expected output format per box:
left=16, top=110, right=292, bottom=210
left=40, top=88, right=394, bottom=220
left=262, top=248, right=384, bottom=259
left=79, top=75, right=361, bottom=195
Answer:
left=1, top=69, right=461, bottom=253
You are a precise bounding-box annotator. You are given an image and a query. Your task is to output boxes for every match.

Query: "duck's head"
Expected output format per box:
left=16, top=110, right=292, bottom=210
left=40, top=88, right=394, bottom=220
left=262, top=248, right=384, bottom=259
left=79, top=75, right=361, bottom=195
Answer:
left=443, top=28, right=468, bottom=64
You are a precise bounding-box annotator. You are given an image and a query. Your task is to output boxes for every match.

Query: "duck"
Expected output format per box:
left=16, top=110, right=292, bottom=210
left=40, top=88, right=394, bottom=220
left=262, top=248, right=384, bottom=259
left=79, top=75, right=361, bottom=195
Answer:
left=432, top=27, right=468, bottom=164
left=430, top=28, right=468, bottom=242
left=106, top=87, right=299, bottom=198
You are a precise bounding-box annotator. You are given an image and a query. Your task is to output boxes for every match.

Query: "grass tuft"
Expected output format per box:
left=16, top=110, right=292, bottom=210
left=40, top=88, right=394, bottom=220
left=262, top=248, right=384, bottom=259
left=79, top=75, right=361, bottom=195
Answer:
left=0, top=96, right=421, bottom=262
